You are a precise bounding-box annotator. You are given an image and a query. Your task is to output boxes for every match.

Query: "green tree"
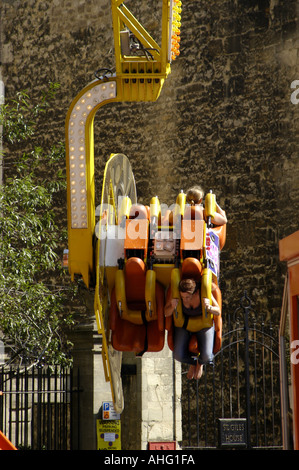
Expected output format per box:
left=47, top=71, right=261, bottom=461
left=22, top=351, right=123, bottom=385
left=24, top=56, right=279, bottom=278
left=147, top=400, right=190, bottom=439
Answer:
left=0, top=84, right=75, bottom=369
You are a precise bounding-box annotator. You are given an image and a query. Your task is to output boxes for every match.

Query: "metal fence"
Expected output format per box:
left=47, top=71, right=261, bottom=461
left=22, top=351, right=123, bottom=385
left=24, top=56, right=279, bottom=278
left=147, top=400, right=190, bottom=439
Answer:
left=182, top=292, right=283, bottom=450
left=0, top=292, right=284, bottom=450
left=0, top=366, right=78, bottom=450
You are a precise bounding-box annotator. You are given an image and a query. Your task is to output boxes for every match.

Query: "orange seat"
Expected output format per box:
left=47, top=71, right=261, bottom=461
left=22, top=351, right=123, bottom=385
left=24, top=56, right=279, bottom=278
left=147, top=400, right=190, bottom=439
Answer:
left=129, top=203, right=149, bottom=220
left=110, top=256, right=165, bottom=354
left=125, top=257, right=147, bottom=309
left=183, top=205, right=203, bottom=221
left=124, top=204, right=149, bottom=260
left=180, top=205, right=205, bottom=257
left=110, top=282, right=165, bottom=353
left=181, top=257, right=202, bottom=281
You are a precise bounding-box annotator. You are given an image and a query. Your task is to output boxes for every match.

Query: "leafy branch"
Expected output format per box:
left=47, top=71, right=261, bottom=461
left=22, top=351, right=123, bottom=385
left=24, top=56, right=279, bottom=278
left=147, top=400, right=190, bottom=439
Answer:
left=0, top=83, right=75, bottom=369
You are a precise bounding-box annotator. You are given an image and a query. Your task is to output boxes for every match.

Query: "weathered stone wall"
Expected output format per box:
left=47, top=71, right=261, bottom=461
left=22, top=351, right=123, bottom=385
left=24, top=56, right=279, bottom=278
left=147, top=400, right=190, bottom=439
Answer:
left=2, top=0, right=298, bottom=318
left=2, top=0, right=299, bottom=448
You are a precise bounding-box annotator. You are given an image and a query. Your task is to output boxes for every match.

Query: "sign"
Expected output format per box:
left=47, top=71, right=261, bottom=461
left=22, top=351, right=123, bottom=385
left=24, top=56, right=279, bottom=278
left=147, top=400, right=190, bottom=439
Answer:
left=148, top=441, right=176, bottom=450
left=97, top=419, right=121, bottom=450
left=102, top=401, right=120, bottom=420
left=218, top=418, right=247, bottom=448
left=206, top=230, right=220, bottom=277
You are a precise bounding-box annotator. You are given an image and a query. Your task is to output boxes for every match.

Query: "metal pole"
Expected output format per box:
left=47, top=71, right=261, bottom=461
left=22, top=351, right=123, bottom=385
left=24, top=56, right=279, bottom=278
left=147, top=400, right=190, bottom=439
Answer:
left=242, top=291, right=251, bottom=449
left=0, top=76, right=4, bottom=187
left=279, top=277, right=290, bottom=450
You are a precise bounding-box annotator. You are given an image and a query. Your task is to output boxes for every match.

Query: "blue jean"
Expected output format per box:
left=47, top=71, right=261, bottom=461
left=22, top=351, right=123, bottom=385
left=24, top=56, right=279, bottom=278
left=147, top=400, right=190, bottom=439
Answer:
left=173, top=325, right=215, bottom=365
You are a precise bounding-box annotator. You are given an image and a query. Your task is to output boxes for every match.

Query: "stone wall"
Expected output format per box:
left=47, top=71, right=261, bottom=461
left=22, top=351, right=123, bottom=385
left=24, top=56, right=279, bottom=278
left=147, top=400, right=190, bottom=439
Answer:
left=1, top=0, right=299, bottom=448
left=141, top=343, right=182, bottom=450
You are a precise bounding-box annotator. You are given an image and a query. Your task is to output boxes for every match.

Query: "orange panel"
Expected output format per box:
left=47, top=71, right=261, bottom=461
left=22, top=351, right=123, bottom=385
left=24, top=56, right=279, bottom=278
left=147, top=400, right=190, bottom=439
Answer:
left=279, top=230, right=299, bottom=261
left=289, top=264, right=299, bottom=297
left=124, top=218, right=148, bottom=251
left=290, top=294, right=299, bottom=450
left=0, top=431, right=17, bottom=450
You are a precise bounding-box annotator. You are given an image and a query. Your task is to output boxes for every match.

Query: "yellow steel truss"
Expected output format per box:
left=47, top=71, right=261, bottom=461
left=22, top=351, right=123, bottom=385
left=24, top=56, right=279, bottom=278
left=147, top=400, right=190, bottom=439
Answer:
left=66, top=1, right=182, bottom=412
left=66, top=0, right=182, bottom=286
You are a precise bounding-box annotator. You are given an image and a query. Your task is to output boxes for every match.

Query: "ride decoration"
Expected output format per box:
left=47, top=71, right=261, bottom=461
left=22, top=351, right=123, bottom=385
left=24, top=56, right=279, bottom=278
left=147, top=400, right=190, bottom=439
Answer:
left=88, top=148, right=226, bottom=414
left=65, top=2, right=225, bottom=413
left=94, top=154, right=226, bottom=362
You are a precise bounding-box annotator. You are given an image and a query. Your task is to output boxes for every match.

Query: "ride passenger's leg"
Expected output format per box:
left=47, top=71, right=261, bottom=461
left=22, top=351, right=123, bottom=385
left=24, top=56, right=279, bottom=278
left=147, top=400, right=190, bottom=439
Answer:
left=174, top=327, right=198, bottom=379
left=173, top=327, right=195, bottom=364
left=195, top=326, right=215, bottom=365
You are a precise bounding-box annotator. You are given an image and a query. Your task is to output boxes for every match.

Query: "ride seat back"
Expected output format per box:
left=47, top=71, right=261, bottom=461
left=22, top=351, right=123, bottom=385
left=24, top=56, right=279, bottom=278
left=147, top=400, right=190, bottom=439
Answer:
left=181, top=205, right=204, bottom=255
left=124, top=204, right=149, bottom=259
left=181, top=257, right=203, bottom=281
left=125, top=257, right=146, bottom=310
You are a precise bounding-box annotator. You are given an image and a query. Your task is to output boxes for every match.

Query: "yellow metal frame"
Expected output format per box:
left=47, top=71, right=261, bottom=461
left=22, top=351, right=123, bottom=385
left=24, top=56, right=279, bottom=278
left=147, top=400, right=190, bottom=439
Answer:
left=66, top=79, right=119, bottom=287
left=66, top=1, right=182, bottom=411
left=111, top=0, right=172, bottom=101
left=66, top=1, right=181, bottom=287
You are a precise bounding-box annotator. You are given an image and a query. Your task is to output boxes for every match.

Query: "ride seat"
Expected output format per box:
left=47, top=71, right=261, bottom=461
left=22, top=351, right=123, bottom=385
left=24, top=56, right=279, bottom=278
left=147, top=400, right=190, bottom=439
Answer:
left=180, top=205, right=205, bottom=257
left=183, top=204, right=203, bottom=221
left=125, top=257, right=147, bottom=310
left=129, top=203, right=149, bottom=220
left=110, top=243, right=165, bottom=353
left=124, top=204, right=149, bottom=260
left=211, top=223, right=226, bottom=251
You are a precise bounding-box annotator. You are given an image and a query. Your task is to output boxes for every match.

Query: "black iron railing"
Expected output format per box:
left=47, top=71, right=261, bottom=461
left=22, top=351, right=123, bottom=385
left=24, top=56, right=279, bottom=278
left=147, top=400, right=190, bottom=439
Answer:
left=0, top=366, right=79, bottom=450
left=182, top=292, right=283, bottom=450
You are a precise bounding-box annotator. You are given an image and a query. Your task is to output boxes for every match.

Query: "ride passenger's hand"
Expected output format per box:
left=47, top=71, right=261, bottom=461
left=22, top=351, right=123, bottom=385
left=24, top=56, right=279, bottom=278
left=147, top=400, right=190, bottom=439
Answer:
left=203, top=297, right=220, bottom=316
left=164, top=298, right=179, bottom=317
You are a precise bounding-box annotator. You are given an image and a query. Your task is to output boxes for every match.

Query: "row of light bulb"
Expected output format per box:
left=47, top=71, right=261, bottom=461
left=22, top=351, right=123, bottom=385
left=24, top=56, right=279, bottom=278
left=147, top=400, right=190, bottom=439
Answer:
left=68, top=81, right=117, bottom=228
left=170, top=0, right=182, bottom=61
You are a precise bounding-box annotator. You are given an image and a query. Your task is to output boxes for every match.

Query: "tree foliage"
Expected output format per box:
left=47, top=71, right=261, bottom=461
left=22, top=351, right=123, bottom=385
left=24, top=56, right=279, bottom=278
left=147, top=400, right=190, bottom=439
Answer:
left=0, top=84, right=75, bottom=369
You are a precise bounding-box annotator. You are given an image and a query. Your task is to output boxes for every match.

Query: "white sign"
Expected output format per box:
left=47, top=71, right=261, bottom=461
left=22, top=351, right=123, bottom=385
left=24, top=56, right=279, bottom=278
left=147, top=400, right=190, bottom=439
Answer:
left=102, top=401, right=120, bottom=420
left=206, top=230, right=220, bottom=277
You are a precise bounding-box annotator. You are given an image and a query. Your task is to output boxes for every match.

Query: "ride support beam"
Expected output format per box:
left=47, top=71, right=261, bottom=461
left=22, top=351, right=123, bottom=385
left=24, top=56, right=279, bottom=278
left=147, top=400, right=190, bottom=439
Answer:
left=66, top=0, right=182, bottom=286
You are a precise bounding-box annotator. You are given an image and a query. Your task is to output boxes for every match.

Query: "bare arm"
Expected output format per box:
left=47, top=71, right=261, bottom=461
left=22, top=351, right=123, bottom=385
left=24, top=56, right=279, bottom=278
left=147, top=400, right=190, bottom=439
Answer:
left=211, top=203, right=227, bottom=226
left=164, top=298, right=179, bottom=317
left=203, top=293, right=221, bottom=316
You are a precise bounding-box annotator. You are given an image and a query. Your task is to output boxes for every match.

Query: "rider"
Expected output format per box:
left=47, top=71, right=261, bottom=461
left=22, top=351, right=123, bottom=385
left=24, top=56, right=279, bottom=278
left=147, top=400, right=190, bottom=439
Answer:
left=185, top=185, right=227, bottom=226
left=164, top=278, right=221, bottom=380
left=164, top=187, right=227, bottom=380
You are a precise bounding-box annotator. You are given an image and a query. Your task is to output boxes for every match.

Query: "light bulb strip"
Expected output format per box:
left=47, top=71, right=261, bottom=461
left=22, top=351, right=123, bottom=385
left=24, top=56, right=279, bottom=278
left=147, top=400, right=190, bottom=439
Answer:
left=68, top=81, right=117, bottom=228
left=168, top=0, right=182, bottom=62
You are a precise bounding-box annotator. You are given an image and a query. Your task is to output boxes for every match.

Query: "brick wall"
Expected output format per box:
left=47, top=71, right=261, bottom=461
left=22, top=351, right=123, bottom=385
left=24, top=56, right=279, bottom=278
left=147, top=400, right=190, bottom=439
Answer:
left=1, top=0, right=299, bottom=447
